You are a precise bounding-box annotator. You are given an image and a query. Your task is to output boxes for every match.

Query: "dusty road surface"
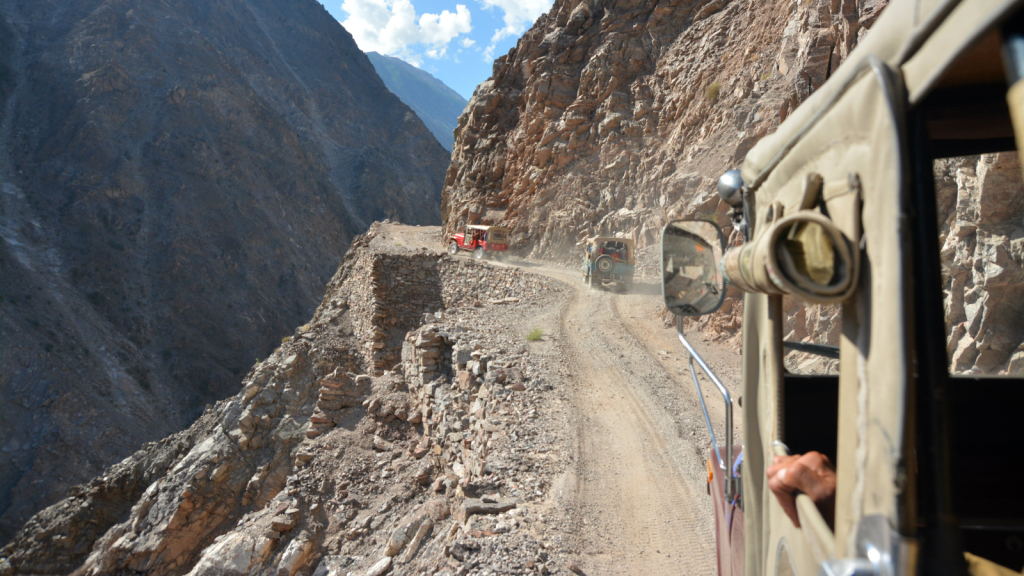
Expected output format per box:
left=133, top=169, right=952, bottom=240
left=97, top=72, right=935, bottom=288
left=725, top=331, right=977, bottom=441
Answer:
left=386, top=224, right=742, bottom=575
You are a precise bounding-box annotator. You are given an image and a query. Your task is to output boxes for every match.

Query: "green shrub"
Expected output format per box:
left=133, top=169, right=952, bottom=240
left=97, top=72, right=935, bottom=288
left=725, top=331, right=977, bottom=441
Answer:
left=760, top=71, right=773, bottom=81
left=705, top=82, right=721, bottom=102
left=526, top=328, right=543, bottom=341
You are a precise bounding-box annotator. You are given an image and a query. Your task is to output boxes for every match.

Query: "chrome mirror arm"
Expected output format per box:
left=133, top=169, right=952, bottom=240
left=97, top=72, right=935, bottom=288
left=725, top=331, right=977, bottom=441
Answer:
left=676, top=316, right=736, bottom=500
left=689, top=355, right=723, bottom=469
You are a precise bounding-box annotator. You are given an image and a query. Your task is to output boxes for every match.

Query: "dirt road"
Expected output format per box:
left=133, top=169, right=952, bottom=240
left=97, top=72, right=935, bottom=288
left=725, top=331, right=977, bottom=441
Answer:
left=384, top=224, right=743, bottom=575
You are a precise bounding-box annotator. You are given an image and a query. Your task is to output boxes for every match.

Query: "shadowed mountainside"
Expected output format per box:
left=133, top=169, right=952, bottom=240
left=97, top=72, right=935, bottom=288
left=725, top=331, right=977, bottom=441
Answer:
left=0, top=0, right=447, bottom=544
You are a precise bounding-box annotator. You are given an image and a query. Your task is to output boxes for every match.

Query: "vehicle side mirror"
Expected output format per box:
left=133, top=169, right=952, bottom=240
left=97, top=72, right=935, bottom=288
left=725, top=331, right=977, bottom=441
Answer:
left=662, top=219, right=727, bottom=316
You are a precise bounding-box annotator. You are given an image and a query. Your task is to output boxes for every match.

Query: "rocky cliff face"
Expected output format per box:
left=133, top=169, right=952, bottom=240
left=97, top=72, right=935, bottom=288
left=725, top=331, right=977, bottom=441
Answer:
left=442, top=0, right=888, bottom=256
left=937, top=153, right=1024, bottom=375
left=0, top=0, right=447, bottom=544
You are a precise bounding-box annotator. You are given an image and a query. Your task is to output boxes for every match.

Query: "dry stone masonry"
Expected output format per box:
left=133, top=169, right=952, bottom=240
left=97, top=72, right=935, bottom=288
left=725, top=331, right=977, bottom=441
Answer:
left=324, top=226, right=563, bottom=375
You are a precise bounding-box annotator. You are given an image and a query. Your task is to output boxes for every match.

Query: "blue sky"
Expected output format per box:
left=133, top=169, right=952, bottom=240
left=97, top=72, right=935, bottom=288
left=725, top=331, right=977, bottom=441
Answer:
left=324, top=0, right=555, bottom=100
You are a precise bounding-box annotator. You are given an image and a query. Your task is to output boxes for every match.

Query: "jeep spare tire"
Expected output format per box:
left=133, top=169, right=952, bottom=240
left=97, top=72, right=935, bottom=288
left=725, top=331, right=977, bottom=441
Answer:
left=448, top=241, right=459, bottom=256
left=595, top=255, right=615, bottom=274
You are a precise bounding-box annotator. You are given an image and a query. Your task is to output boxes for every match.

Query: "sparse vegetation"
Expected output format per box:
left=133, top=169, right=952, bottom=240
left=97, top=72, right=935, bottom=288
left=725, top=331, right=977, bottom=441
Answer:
left=761, top=71, right=773, bottom=81
left=526, top=328, right=543, bottom=341
left=705, top=82, right=721, bottom=102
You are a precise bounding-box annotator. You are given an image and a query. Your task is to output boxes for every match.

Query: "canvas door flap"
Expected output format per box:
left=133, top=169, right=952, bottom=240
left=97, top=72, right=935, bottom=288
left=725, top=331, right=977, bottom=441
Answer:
left=822, top=177, right=863, bottom=244
left=903, top=0, right=1024, bottom=103
left=747, top=61, right=911, bottom=570
left=796, top=494, right=837, bottom=566
left=1009, top=80, right=1024, bottom=182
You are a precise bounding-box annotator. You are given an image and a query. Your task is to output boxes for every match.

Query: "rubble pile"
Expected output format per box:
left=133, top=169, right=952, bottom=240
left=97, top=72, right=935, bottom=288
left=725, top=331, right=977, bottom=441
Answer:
left=0, top=229, right=574, bottom=576
left=438, top=259, right=557, bottom=305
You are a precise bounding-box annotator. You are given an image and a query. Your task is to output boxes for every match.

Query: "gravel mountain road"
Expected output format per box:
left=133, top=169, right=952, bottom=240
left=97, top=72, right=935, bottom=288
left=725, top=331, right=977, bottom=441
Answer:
left=382, top=224, right=742, bottom=575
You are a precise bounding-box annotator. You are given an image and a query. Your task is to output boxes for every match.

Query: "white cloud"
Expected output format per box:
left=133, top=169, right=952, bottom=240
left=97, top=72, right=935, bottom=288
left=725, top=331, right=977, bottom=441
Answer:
left=340, top=0, right=472, bottom=62
left=477, top=0, right=552, bottom=56
left=461, top=37, right=476, bottom=47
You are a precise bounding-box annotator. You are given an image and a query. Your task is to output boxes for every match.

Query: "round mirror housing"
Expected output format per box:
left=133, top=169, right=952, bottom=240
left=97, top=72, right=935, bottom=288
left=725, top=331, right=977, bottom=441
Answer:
left=661, top=219, right=727, bottom=317
left=718, top=169, right=744, bottom=206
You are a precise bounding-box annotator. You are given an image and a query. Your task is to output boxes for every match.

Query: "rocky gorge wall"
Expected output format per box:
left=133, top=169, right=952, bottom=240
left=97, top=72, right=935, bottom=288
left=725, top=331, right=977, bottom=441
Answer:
left=938, top=153, right=1024, bottom=375
left=442, top=0, right=889, bottom=256
left=0, top=0, right=449, bottom=543
left=0, top=225, right=567, bottom=576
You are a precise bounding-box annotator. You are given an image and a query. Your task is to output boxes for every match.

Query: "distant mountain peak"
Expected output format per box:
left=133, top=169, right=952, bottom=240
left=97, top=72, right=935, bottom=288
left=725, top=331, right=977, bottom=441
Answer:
left=367, top=52, right=467, bottom=151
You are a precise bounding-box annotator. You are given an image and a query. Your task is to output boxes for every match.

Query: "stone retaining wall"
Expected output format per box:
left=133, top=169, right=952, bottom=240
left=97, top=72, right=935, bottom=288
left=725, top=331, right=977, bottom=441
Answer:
left=328, top=246, right=560, bottom=374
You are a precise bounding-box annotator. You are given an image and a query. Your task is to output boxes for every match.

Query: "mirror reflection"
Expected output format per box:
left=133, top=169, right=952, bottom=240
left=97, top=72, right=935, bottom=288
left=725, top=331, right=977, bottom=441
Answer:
left=662, top=219, right=726, bottom=316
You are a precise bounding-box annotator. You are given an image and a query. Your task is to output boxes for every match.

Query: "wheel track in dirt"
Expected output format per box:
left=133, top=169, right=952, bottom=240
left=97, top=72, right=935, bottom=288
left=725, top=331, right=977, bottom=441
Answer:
left=549, top=270, right=718, bottom=575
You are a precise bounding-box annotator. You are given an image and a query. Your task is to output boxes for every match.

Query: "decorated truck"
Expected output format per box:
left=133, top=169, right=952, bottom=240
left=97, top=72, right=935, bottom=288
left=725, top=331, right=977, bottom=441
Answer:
left=447, top=225, right=509, bottom=260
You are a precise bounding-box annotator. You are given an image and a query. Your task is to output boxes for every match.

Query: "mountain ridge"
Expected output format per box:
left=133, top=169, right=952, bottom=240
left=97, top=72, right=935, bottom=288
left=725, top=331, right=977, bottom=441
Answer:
left=367, top=51, right=468, bottom=151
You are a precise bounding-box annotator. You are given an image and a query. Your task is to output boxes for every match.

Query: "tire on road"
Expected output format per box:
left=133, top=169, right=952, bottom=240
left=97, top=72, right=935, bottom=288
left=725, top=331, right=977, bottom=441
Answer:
left=474, top=247, right=485, bottom=259
left=448, top=241, right=459, bottom=256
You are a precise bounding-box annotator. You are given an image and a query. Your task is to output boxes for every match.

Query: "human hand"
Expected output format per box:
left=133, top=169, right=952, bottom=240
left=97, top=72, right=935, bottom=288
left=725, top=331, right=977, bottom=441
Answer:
left=765, top=451, right=837, bottom=529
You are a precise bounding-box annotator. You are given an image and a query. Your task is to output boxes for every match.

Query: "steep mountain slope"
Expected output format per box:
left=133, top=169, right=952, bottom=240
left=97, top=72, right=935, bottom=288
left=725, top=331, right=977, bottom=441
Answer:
left=441, top=0, right=888, bottom=256
left=0, top=0, right=447, bottom=545
left=367, top=52, right=468, bottom=151
left=0, top=224, right=574, bottom=576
